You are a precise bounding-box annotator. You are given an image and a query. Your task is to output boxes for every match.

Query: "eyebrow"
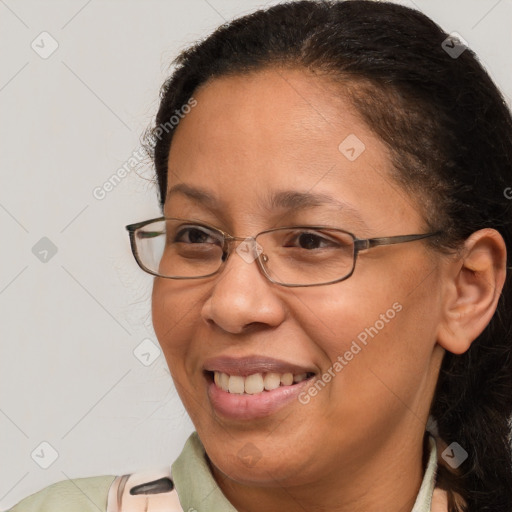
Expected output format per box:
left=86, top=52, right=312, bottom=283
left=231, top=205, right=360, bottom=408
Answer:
left=166, top=183, right=367, bottom=227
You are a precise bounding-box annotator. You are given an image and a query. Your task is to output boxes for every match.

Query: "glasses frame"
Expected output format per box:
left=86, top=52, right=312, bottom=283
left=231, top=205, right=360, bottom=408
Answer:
left=126, top=216, right=442, bottom=287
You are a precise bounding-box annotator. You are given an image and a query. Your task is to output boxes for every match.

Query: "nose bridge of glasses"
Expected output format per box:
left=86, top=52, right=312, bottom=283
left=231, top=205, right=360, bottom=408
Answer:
left=225, top=234, right=257, bottom=243
left=223, top=235, right=265, bottom=264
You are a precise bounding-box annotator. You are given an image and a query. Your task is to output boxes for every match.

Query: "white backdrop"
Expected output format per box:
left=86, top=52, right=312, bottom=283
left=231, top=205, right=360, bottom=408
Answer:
left=1, top=0, right=511, bottom=509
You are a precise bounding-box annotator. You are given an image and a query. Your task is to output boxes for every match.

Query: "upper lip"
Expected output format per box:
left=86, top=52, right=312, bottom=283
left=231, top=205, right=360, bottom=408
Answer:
left=203, top=356, right=316, bottom=377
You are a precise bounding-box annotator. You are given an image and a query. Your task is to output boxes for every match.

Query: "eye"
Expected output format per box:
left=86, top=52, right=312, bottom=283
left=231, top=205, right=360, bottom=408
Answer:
left=285, top=230, right=344, bottom=250
left=173, top=225, right=223, bottom=245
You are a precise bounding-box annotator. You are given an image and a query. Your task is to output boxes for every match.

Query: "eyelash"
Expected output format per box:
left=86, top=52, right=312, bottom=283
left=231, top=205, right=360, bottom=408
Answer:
left=172, top=225, right=343, bottom=251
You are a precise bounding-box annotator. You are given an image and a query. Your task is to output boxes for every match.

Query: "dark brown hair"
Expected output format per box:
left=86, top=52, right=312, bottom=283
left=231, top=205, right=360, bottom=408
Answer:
left=143, top=1, right=512, bottom=510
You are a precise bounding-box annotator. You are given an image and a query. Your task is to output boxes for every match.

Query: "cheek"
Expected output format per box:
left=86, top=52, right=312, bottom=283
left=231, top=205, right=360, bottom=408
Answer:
left=151, top=280, right=200, bottom=375
left=151, top=281, right=211, bottom=429
left=297, top=258, right=441, bottom=416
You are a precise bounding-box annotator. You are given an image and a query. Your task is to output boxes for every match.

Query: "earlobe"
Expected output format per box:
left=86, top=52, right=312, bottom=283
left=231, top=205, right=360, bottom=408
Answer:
left=436, top=229, right=507, bottom=355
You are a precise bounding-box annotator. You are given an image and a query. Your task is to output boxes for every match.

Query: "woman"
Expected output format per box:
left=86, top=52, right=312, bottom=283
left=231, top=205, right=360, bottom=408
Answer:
left=9, top=1, right=512, bottom=511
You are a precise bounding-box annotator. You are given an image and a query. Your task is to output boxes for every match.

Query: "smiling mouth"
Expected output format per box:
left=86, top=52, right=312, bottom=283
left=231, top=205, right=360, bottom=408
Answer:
left=206, top=370, right=316, bottom=395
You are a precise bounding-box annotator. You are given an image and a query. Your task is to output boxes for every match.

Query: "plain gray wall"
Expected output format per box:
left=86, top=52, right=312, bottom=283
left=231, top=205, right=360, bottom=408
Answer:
left=1, top=0, right=511, bottom=509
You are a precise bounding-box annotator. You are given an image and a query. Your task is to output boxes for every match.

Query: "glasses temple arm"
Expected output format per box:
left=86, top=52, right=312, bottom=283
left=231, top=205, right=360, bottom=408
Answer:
left=356, top=232, right=441, bottom=251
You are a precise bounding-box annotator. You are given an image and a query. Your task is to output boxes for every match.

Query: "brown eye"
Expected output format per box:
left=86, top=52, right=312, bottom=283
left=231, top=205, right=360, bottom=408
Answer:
left=173, top=225, right=222, bottom=246
left=285, top=230, right=345, bottom=250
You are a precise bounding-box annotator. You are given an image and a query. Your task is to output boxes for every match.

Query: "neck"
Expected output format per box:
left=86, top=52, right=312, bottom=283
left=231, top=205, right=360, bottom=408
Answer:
left=212, top=429, right=428, bottom=512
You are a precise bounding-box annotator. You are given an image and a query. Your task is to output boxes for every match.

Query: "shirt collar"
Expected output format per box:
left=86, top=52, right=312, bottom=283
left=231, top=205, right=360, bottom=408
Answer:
left=171, top=432, right=438, bottom=512
left=171, top=432, right=238, bottom=511
left=411, top=434, right=438, bottom=512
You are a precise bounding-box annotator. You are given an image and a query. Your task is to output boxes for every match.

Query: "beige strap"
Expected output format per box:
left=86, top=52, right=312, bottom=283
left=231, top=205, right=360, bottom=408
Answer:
left=431, top=488, right=448, bottom=512
left=106, top=469, right=184, bottom=512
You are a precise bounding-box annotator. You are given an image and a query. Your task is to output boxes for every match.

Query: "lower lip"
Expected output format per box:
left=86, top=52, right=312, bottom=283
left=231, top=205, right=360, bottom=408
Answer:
left=206, top=375, right=314, bottom=420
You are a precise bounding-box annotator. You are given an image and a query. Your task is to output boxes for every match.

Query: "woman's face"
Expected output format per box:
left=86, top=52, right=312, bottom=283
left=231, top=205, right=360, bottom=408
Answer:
left=152, top=67, right=446, bottom=487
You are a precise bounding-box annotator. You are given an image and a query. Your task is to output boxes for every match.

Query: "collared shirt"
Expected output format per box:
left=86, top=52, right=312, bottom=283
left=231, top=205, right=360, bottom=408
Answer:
left=171, top=432, right=441, bottom=512
left=7, top=431, right=445, bottom=511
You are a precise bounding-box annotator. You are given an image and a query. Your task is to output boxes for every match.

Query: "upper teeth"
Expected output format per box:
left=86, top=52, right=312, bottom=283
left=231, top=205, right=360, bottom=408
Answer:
left=214, top=371, right=309, bottom=395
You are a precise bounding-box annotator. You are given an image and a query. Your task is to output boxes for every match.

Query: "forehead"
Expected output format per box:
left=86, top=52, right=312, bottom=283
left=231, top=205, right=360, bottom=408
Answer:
left=164, top=67, right=422, bottom=232
left=176, top=67, right=365, bottom=152
left=167, top=66, right=384, bottom=185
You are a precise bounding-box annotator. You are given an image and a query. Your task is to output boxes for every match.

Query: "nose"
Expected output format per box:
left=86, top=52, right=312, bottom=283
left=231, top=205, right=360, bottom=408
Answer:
left=201, top=240, right=286, bottom=334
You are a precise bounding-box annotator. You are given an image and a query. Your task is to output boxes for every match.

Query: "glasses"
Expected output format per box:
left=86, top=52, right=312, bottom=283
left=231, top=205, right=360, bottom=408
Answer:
left=125, top=217, right=441, bottom=287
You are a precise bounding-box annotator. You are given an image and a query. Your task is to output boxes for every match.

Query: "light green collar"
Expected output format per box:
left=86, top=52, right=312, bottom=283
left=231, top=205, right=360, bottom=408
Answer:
left=172, top=432, right=438, bottom=512
left=412, top=434, right=438, bottom=512
left=171, top=432, right=237, bottom=511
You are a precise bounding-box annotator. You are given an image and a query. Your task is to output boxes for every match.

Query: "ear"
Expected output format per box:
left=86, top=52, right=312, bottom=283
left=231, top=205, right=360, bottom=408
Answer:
left=437, top=228, right=507, bottom=355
